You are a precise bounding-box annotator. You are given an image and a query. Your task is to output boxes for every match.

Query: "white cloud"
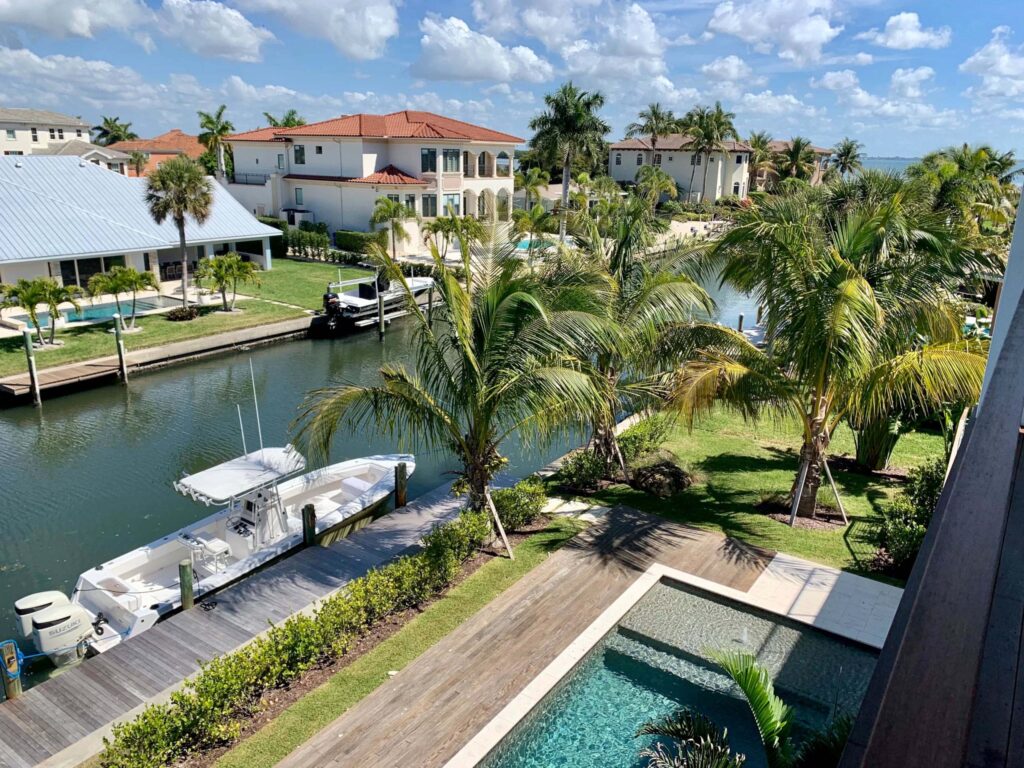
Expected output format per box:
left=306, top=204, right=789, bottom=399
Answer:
left=824, top=51, right=873, bottom=66
left=470, top=0, right=601, bottom=50
left=960, top=26, right=1024, bottom=102
left=229, top=0, right=398, bottom=59
left=561, top=4, right=668, bottom=83
left=483, top=83, right=537, bottom=103
left=707, top=0, right=841, bottom=64
left=160, top=0, right=273, bottom=62
left=856, top=12, right=951, bottom=50
left=701, top=54, right=753, bottom=81
left=890, top=66, right=934, bottom=100
left=672, top=31, right=714, bottom=46
left=736, top=90, right=820, bottom=118
left=812, top=67, right=956, bottom=128
left=0, top=0, right=152, bottom=39
left=415, top=16, right=553, bottom=83
left=811, top=69, right=858, bottom=90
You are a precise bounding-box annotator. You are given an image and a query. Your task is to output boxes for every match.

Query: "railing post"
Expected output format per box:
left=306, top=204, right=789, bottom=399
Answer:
left=377, top=292, right=385, bottom=341
left=427, top=286, right=434, bottom=325
left=737, top=313, right=744, bottom=333
left=179, top=559, right=194, bottom=610
left=395, top=462, right=408, bottom=508
left=112, top=313, right=128, bottom=382
left=302, top=503, right=317, bottom=547
left=1, top=640, right=22, bottom=701
left=22, top=328, right=41, bottom=407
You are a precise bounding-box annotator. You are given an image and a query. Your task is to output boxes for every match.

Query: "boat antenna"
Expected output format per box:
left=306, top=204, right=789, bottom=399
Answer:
left=236, top=404, right=248, bottom=455
left=249, top=358, right=264, bottom=453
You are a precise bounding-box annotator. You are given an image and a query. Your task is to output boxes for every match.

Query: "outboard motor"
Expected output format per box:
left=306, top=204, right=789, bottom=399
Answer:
left=14, top=591, right=70, bottom=638
left=31, top=603, right=95, bottom=667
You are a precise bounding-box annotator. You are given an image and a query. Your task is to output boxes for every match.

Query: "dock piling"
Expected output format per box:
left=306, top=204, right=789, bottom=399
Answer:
left=112, top=314, right=128, bottom=382
left=395, top=462, right=408, bottom=508
left=377, top=293, right=385, bottom=340
left=756, top=305, right=763, bottom=325
left=22, top=329, right=41, bottom=407
left=179, top=559, right=194, bottom=610
left=1, top=640, right=22, bottom=701
left=302, top=504, right=317, bottom=547
left=427, top=286, right=434, bottom=325
left=737, top=313, right=744, bottom=333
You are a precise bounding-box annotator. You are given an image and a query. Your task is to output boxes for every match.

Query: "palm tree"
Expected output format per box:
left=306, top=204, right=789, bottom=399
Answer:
left=196, top=252, right=261, bottom=311
left=529, top=82, right=610, bottom=242
left=128, top=151, right=148, bottom=177
left=197, top=104, right=234, bottom=179
left=511, top=204, right=554, bottom=266
left=116, top=267, right=159, bottom=329
left=1, top=278, right=78, bottom=345
left=775, top=137, right=816, bottom=180
left=626, top=103, right=680, bottom=153
left=145, top=155, right=214, bottom=310
left=675, top=187, right=991, bottom=518
left=747, top=131, right=774, bottom=192
left=514, top=166, right=551, bottom=209
left=831, top=138, right=864, bottom=176
left=92, top=116, right=137, bottom=146
left=263, top=110, right=306, bottom=127
left=421, top=216, right=459, bottom=259
left=635, top=165, right=678, bottom=210
left=87, top=271, right=128, bottom=331
left=680, top=105, right=711, bottom=199
left=294, top=243, right=608, bottom=558
left=700, top=102, right=739, bottom=204
left=370, top=197, right=417, bottom=261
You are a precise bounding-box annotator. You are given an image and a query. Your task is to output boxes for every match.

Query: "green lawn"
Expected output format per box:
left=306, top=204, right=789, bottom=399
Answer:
left=245, top=259, right=372, bottom=309
left=584, top=409, right=944, bottom=575
left=214, top=516, right=586, bottom=768
left=0, top=299, right=305, bottom=377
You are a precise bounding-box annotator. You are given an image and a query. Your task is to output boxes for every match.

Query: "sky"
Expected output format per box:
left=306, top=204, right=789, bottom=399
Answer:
left=0, top=0, right=1021, bottom=156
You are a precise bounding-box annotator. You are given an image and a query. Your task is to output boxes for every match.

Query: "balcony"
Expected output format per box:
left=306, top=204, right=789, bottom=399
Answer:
left=230, top=172, right=269, bottom=186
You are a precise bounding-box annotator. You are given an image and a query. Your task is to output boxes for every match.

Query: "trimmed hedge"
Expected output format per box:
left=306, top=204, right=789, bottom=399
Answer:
left=618, top=415, right=671, bottom=464
left=492, top=478, right=546, bottom=531
left=285, top=229, right=332, bottom=260
left=257, top=217, right=289, bottom=263
left=334, top=229, right=388, bottom=254
left=100, top=510, right=491, bottom=768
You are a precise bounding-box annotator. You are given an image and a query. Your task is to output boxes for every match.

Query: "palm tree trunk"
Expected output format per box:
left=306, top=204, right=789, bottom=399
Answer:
left=789, top=433, right=826, bottom=518
left=217, top=143, right=225, bottom=179
left=230, top=278, right=238, bottom=311
left=701, top=154, right=712, bottom=205
left=559, top=152, right=571, bottom=242
left=853, top=415, right=902, bottom=471
left=177, top=219, right=189, bottom=309
left=221, top=288, right=229, bottom=311
left=130, top=292, right=138, bottom=329
left=688, top=158, right=698, bottom=202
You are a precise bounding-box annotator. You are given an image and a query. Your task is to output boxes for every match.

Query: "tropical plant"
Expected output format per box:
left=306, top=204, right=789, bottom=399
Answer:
left=87, top=266, right=159, bottom=330
left=421, top=215, right=459, bottom=259
left=831, top=138, right=864, bottom=176
left=638, top=709, right=744, bottom=767
left=775, top=137, right=816, bottom=180
left=370, top=197, right=417, bottom=261
left=511, top=204, right=554, bottom=266
left=197, top=104, right=234, bottom=179
left=514, top=166, right=551, bottom=209
left=636, top=165, right=679, bottom=210
left=529, top=82, right=610, bottom=241
left=92, top=116, right=138, bottom=146
left=679, top=103, right=738, bottom=207
left=128, top=151, right=148, bottom=176
left=747, top=131, right=775, bottom=192
left=626, top=103, right=681, bottom=152
left=145, top=155, right=214, bottom=311
left=674, top=184, right=992, bottom=518
left=263, top=110, right=306, bottom=127
left=195, top=252, right=261, bottom=311
left=1, top=278, right=77, bottom=345
left=294, top=242, right=609, bottom=558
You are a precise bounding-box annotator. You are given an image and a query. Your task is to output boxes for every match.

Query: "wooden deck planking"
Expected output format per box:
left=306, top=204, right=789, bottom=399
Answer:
left=278, top=508, right=774, bottom=768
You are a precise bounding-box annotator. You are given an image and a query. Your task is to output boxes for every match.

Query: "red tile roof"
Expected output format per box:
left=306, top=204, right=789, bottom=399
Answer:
left=768, top=139, right=832, bottom=155
left=609, top=134, right=753, bottom=152
left=227, top=111, right=523, bottom=144
left=284, top=165, right=428, bottom=186
left=108, top=129, right=206, bottom=176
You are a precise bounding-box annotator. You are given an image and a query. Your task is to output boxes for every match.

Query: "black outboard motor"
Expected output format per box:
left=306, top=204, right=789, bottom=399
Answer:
left=322, top=292, right=343, bottom=331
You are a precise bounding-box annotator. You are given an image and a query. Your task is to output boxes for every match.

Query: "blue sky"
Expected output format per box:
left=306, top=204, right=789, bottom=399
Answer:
left=0, top=0, right=1021, bottom=156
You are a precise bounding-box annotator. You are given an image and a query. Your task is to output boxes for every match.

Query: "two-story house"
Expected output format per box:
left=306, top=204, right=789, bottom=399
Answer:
left=0, top=108, right=92, bottom=156
left=224, top=111, right=523, bottom=256
left=608, top=134, right=753, bottom=203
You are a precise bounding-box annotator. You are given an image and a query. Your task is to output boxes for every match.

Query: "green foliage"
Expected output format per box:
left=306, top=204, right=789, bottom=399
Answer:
left=558, top=450, right=606, bottom=491
left=99, top=510, right=490, bottom=767
left=906, top=457, right=946, bottom=515
left=491, top=478, right=547, bottom=531
left=166, top=306, right=200, bottom=322
left=298, top=220, right=329, bottom=235
left=619, top=415, right=672, bottom=464
left=285, top=229, right=332, bottom=260
left=257, top=217, right=289, bottom=262
left=334, top=229, right=389, bottom=254
left=878, top=457, right=946, bottom=575
left=792, top=716, right=853, bottom=768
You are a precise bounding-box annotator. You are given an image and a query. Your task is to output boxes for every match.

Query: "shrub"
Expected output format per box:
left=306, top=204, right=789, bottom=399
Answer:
left=100, top=510, right=490, bottom=768
left=906, top=458, right=946, bottom=516
left=877, top=458, right=946, bottom=576
left=558, top=450, right=605, bottom=492
left=285, top=229, right=332, bottom=260
left=618, top=415, right=671, bottom=464
left=257, top=217, right=288, bottom=262
left=166, top=306, right=199, bottom=322
left=299, top=220, right=329, bottom=235
left=492, top=478, right=547, bottom=531
left=334, top=229, right=388, bottom=254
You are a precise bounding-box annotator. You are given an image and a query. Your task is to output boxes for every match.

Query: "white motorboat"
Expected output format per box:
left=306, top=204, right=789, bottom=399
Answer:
left=321, top=273, right=434, bottom=330
left=14, top=448, right=414, bottom=667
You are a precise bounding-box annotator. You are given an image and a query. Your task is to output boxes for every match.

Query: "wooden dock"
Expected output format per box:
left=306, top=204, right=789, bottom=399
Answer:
left=0, top=483, right=464, bottom=768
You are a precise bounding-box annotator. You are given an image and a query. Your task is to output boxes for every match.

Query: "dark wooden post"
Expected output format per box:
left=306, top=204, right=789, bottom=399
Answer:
left=737, top=313, right=744, bottom=333
left=427, top=286, right=434, bottom=325
left=22, top=329, right=41, bottom=407
left=178, top=559, right=194, bottom=610
left=302, top=503, right=317, bottom=547
left=1, top=640, right=22, bottom=701
left=756, top=305, right=763, bottom=325
left=395, top=462, right=408, bottom=507
left=112, top=313, right=128, bottom=382
left=377, top=292, right=385, bottom=340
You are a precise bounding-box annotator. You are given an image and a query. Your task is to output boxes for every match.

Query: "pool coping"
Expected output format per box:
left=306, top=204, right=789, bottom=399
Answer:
left=443, top=555, right=902, bottom=767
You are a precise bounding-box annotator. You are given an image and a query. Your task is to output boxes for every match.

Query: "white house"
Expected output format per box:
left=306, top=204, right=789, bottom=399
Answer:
left=225, top=111, right=523, bottom=255
left=608, top=134, right=753, bottom=203
left=0, top=157, right=281, bottom=289
left=35, top=140, right=130, bottom=175
left=0, top=108, right=92, bottom=156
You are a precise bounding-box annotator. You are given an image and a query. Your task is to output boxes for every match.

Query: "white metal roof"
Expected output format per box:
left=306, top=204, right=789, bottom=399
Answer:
left=0, top=156, right=281, bottom=263
left=174, top=446, right=307, bottom=505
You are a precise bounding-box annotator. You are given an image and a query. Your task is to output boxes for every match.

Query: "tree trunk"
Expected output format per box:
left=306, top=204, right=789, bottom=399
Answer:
left=559, top=152, right=571, bottom=242
left=230, top=278, right=238, bottom=311
left=789, top=435, right=826, bottom=518
left=701, top=154, right=712, bottom=205
left=217, top=143, right=225, bottom=179
left=130, top=293, right=138, bottom=329
left=688, top=158, right=698, bottom=202
left=221, top=288, right=229, bottom=311
left=48, top=313, right=56, bottom=345
left=34, top=318, right=45, bottom=347
left=853, top=415, right=902, bottom=472
left=177, top=219, right=189, bottom=309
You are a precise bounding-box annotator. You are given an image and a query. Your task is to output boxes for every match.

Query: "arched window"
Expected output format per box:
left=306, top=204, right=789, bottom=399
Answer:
left=496, top=151, right=511, bottom=177
left=496, top=189, right=510, bottom=220
left=478, top=152, right=489, bottom=177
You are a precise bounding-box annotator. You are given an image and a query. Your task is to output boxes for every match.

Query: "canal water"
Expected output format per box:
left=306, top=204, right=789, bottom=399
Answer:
left=0, top=280, right=755, bottom=675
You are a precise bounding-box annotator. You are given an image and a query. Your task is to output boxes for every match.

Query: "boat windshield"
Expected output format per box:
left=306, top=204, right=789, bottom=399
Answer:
left=173, top=446, right=307, bottom=505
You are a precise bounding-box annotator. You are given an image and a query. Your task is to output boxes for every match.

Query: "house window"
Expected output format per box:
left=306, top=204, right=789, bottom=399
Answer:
left=4, top=129, right=13, bottom=140
left=421, top=148, right=437, bottom=173
left=294, top=145, right=305, bottom=165
left=3, top=150, right=24, bottom=155
left=277, top=153, right=285, bottom=169
left=49, top=128, right=55, bottom=140
left=405, top=194, right=416, bottom=212
left=443, top=148, right=460, bottom=172
left=463, top=151, right=470, bottom=175
left=733, top=182, right=740, bottom=195
left=57, top=128, right=63, bottom=140
left=690, top=155, right=701, bottom=166
left=30, top=128, right=37, bottom=142
left=496, top=151, right=510, bottom=177
left=387, top=193, right=400, bottom=204
left=615, top=153, right=621, bottom=166
left=636, top=154, right=643, bottom=166
left=421, top=193, right=438, bottom=217
left=653, top=153, right=662, bottom=166
left=443, top=193, right=460, bottom=216
left=478, top=153, right=487, bottom=176
left=668, top=156, right=674, bottom=162
left=255, top=158, right=259, bottom=165
left=76, top=129, right=82, bottom=138
left=315, top=145, right=323, bottom=155
left=295, top=188, right=304, bottom=206
left=736, top=155, right=743, bottom=165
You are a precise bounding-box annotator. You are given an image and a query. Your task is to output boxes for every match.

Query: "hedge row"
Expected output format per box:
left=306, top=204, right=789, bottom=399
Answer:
left=257, top=216, right=288, bottom=262
left=100, top=510, right=491, bottom=768
left=335, top=229, right=388, bottom=254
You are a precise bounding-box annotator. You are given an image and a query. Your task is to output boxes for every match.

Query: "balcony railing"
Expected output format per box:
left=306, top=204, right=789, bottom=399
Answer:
left=230, top=172, right=269, bottom=186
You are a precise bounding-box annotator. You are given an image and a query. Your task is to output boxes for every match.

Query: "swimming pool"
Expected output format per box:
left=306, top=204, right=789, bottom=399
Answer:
left=11, top=295, right=182, bottom=328
left=515, top=238, right=555, bottom=251
left=481, top=581, right=877, bottom=768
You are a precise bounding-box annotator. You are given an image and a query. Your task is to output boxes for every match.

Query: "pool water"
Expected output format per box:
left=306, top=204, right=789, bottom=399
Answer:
left=13, top=295, right=181, bottom=328
left=515, top=238, right=554, bottom=251
left=482, top=581, right=877, bottom=768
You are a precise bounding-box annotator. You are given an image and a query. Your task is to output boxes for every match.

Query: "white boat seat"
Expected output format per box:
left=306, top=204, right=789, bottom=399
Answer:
left=193, top=533, right=230, bottom=559
left=341, top=477, right=373, bottom=497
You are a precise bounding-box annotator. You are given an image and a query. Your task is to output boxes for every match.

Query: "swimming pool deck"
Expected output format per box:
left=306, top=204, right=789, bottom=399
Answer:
left=277, top=504, right=902, bottom=768
left=0, top=482, right=464, bottom=768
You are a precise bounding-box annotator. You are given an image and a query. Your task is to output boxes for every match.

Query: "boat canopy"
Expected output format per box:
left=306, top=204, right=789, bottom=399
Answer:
left=173, top=446, right=307, bottom=505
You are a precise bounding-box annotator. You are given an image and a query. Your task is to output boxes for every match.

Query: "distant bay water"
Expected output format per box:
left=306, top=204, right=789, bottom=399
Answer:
left=861, top=156, right=919, bottom=174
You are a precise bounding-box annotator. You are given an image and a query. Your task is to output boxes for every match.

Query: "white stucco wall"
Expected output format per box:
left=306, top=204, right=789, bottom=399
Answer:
left=608, top=148, right=749, bottom=201
left=1, top=122, right=90, bottom=155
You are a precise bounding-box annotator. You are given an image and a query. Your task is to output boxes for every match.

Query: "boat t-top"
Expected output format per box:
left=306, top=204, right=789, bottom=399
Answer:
left=14, top=447, right=414, bottom=668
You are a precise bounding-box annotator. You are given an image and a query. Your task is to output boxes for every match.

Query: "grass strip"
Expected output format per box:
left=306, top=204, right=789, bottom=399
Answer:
left=214, top=515, right=585, bottom=768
